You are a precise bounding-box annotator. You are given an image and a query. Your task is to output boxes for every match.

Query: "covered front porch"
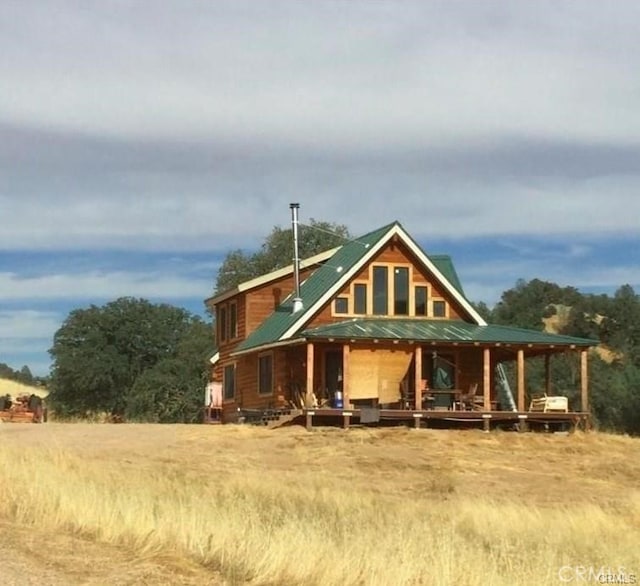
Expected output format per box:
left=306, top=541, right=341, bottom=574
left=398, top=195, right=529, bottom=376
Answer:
left=296, top=341, right=590, bottom=411
left=275, top=318, right=594, bottom=430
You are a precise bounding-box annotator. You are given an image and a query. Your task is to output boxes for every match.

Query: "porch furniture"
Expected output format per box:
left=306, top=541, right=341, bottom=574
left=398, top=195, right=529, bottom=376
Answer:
left=456, top=383, right=482, bottom=411
left=429, top=389, right=460, bottom=410
left=529, top=394, right=569, bottom=413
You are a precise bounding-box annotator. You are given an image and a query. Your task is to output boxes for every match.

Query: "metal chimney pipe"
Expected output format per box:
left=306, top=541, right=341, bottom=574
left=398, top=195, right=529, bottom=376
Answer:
left=290, top=203, right=303, bottom=313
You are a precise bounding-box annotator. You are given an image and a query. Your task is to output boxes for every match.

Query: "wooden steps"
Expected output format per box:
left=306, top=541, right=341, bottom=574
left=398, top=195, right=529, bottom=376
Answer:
left=251, top=408, right=303, bottom=429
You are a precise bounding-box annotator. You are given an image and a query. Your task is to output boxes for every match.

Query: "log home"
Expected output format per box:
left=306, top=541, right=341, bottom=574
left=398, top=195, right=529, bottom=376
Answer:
left=205, top=215, right=596, bottom=430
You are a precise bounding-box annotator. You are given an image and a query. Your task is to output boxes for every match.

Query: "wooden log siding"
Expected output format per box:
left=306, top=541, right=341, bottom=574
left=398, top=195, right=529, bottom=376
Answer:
left=242, top=266, right=317, bottom=335
left=286, top=346, right=307, bottom=396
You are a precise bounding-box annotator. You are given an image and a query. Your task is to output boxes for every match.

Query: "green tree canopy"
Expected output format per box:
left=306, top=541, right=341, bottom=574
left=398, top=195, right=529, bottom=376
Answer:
left=483, top=279, right=640, bottom=434
left=0, top=362, right=42, bottom=385
left=215, top=218, right=351, bottom=293
left=491, top=278, right=582, bottom=330
left=49, top=297, right=212, bottom=420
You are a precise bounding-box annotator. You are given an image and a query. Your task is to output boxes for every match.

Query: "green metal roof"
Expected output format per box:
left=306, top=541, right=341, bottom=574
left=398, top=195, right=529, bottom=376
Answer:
left=302, top=318, right=597, bottom=347
left=235, top=222, right=397, bottom=353
left=429, top=255, right=465, bottom=297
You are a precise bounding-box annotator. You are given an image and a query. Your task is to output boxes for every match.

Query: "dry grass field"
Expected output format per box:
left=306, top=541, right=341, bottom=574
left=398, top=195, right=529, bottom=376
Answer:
left=1, top=423, right=639, bottom=585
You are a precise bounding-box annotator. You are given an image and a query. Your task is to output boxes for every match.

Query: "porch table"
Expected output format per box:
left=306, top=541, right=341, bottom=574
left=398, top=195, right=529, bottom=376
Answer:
left=424, top=389, right=462, bottom=410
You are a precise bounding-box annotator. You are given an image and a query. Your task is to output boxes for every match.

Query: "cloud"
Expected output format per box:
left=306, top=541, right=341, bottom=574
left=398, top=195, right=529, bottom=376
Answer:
left=1, top=1, right=640, bottom=144
left=2, top=129, right=640, bottom=252
left=2, top=1, right=640, bottom=374
left=0, top=310, right=62, bottom=339
left=0, top=310, right=62, bottom=374
left=0, top=270, right=212, bottom=301
left=459, top=250, right=640, bottom=306
left=1, top=2, right=639, bottom=252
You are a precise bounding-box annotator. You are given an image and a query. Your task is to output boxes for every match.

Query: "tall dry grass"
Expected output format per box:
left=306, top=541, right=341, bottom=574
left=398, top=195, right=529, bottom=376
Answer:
left=1, top=424, right=639, bottom=585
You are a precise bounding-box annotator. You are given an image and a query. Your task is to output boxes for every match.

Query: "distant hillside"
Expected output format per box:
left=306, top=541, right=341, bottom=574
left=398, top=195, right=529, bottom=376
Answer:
left=0, top=378, right=48, bottom=399
left=542, top=304, right=621, bottom=363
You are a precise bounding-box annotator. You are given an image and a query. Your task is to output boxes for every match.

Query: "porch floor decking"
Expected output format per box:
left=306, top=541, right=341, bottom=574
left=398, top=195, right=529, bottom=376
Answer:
left=300, top=407, right=590, bottom=431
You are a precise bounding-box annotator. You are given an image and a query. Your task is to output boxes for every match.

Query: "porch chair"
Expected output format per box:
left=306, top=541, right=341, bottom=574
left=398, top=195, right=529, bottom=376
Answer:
left=456, top=383, right=482, bottom=411
left=528, top=393, right=568, bottom=413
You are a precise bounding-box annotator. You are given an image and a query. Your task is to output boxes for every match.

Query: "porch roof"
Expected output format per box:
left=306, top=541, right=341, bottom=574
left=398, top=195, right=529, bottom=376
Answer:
left=301, top=318, right=597, bottom=348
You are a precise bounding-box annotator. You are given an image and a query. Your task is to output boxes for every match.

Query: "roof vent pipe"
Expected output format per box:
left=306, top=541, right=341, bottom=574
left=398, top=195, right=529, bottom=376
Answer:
left=290, top=203, right=303, bottom=314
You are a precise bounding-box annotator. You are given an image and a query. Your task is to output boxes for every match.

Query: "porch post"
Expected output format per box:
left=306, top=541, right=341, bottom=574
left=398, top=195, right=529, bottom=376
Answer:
left=517, top=349, right=525, bottom=411
left=544, top=353, right=551, bottom=395
left=414, top=345, right=422, bottom=410
left=581, top=349, right=589, bottom=412
left=306, top=342, right=314, bottom=407
left=483, top=347, right=491, bottom=410
left=343, top=343, right=350, bottom=408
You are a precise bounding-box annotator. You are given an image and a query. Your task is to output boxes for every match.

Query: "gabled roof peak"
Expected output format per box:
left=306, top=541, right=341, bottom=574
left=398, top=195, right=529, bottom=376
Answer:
left=232, top=220, right=487, bottom=355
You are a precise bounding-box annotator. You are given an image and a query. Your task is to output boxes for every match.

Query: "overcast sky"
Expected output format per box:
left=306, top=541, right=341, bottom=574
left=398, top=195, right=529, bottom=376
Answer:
left=1, top=1, right=639, bottom=375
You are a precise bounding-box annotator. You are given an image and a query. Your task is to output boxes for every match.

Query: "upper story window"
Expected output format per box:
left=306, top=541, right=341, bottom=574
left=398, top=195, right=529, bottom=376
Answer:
left=217, top=301, right=239, bottom=343
left=394, top=267, right=409, bottom=315
left=372, top=266, right=388, bottom=315
left=229, top=302, right=238, bottom=339
left=354, top=283, right=367, bottom=314
left=415, top=286, right=428, bottom=316
left=331, top=264, right=449, bottom=319
left=218, top=306, right=227, bottom=343
left=433, top=300, right=447, bottom=318
left=334, top=297, right=348, bottom=314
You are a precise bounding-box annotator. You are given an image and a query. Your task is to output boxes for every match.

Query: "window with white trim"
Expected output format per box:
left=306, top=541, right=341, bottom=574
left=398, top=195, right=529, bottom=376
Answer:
left=433, top=300, right=447, bottom=318
left=372, top=266, right=389, bottom=315
left=393, top=267, right=409, bottom=315
left=218, top=306, right=227, bottom=343
left=229, top=301, right=238, bottom=339
left=415, top=286, right=428, bottom=316
left=354, top=283, right=367, bottom=314
left=334, top=297, right=348, bottom=314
